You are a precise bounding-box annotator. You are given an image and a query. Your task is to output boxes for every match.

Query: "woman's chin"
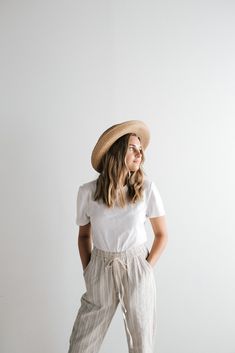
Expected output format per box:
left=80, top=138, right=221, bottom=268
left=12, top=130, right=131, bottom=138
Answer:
left=130, top=165, right=140, bottom=172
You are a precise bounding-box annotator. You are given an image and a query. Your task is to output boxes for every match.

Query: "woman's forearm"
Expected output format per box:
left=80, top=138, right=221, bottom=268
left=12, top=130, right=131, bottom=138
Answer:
left=147, top=232, right=168, bottom=266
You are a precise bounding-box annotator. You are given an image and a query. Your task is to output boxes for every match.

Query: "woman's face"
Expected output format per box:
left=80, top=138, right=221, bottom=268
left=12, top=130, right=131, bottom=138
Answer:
left=125, top=135, right=142, bottom=172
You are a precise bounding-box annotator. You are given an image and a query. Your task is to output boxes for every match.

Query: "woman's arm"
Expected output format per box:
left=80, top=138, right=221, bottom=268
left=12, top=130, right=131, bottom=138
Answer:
left=147, top=215, right=168, bottom=267
left=78, top=223, right=92, bottom=270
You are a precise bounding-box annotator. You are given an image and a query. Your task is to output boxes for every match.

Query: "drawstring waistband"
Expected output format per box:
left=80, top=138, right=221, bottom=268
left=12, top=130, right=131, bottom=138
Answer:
left=92, top=243, right=149, bottom=350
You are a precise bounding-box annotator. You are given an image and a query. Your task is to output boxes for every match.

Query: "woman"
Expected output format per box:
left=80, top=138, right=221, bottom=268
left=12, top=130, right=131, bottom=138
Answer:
left=68, top=120, right=168, bottom=353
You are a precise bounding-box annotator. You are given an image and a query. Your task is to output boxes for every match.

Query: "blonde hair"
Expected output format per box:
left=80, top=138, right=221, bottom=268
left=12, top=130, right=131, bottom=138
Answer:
left=93, top=133, right=146, bottom=208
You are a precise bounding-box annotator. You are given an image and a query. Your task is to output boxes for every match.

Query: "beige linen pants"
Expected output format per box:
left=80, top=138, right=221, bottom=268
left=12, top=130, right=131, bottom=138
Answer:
left=67, top=243, right=157, bottom=353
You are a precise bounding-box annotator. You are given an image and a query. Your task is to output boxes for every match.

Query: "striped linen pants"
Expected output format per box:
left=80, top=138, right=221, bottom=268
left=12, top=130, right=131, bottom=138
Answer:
left=67, top=243, right=157, bottom=353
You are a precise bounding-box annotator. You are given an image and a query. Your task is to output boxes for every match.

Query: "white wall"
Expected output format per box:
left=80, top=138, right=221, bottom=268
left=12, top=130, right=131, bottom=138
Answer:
left=1, top=0, right=235, bottom=352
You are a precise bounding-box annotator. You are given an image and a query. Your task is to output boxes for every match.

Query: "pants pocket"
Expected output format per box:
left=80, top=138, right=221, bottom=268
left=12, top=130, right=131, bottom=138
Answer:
left=83, top=254, right=93, bottom=276
left=143, top=257, right=153, bottom=271
left=139, top=247, right=154, bottom=272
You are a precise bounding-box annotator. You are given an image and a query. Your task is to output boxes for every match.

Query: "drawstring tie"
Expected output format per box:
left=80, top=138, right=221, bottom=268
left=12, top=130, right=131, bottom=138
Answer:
left=105, top=257, right=134, bottom=349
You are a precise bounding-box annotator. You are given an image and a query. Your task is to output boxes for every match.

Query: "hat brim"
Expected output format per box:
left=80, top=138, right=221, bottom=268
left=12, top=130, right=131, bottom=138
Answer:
left=91, top=120, right=150, bottom=173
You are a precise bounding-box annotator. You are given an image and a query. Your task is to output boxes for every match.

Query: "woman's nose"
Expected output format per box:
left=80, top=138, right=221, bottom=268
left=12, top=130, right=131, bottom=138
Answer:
left=135, top=149, right=141, bottom=157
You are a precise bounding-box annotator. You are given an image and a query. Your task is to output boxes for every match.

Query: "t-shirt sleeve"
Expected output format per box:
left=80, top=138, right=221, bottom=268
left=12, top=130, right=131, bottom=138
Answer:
left=75, top=185, right=90, bottom=226
left=146, top=181, right=166, bottom=218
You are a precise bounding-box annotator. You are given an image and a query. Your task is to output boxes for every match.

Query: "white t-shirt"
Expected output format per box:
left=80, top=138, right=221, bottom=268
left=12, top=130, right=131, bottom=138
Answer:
left=75, top=178, right=166, bottom=251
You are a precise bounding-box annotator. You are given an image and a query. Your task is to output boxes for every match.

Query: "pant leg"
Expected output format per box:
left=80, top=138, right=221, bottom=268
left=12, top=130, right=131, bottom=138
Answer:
left=68, top=251, right=119, bottom=353
left=122, top=246, right=157, bottom=353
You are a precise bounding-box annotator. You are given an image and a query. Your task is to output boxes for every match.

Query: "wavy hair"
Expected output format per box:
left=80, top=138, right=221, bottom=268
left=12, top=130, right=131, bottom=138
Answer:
left=93, top=133, right=146, bottom=208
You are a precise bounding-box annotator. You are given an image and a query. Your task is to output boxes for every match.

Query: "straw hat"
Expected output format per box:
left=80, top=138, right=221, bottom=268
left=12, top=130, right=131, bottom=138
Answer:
left=91, top=120, right=150, bottom=172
